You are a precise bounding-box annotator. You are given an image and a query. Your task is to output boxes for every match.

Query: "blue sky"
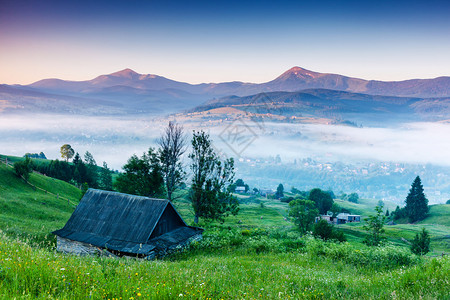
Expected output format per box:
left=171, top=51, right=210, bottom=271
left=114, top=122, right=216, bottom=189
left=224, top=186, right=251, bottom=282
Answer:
left=1, top=0, right=449, bottom=84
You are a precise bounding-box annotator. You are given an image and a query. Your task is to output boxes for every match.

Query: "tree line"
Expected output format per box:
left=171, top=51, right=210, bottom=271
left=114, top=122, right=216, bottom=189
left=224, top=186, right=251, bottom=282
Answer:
left=113, top=123, right=238, bottom=224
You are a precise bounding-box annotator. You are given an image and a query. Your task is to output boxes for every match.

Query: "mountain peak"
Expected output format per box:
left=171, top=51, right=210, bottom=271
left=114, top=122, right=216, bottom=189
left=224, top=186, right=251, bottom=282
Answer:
left=275, top=66, right=320, bottom=81
left=109, top=68, right=140, bottom=78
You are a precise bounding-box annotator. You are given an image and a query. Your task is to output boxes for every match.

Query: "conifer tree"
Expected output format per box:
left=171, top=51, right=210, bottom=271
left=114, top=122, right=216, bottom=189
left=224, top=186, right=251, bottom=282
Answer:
left=405, top=176, right=429, bottom=222
left=411, top=228, right=431, bottom=255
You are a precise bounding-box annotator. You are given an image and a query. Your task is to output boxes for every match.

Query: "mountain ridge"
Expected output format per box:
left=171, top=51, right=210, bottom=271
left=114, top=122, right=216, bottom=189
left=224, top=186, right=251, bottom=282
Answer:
left=27, top=67, right=450, bottom=98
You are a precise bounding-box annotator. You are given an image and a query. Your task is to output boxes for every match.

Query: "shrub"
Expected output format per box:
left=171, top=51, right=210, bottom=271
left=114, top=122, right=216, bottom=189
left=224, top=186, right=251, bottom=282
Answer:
left=14, top=156, right=33, bottom=181
left=313, top=220, right=333, bottom=240
left=411, top=228, right=431, bottom=256
left=313, top=220, right=347, bottom=242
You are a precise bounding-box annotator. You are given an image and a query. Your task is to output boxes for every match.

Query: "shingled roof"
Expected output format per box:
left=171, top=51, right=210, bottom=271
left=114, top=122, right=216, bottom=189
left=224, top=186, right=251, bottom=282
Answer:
left=53, top=189, right=202, bottom=256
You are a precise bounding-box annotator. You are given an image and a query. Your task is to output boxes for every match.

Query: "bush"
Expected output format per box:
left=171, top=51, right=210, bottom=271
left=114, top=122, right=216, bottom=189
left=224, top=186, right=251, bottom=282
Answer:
left=411, top=228, right=431, bottom=256
left=313, top=220, right=333, bottom=240
left=14, top=156, right=33, bottom=181
left=305, top=236, right=418, bottom=269
left=313, top=220, right=346, bottom=242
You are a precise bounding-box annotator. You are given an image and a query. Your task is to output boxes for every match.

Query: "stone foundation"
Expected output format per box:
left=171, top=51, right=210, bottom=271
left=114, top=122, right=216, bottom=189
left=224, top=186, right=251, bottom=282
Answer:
left=56, top=236, right=102, bottom=256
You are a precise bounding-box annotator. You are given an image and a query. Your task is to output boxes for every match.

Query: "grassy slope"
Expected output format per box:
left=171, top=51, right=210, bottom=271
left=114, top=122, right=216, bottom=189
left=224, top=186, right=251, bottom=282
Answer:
left=0, top=163, right=82, bottom=245
left=0, top=158, right=449, bottom=298
left=1, top=232, right=448, bottom=299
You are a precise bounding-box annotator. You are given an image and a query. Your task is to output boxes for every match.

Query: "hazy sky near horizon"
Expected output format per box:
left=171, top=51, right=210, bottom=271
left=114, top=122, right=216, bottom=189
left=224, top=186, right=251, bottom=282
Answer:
left=1, top=0, right=449, bottom=85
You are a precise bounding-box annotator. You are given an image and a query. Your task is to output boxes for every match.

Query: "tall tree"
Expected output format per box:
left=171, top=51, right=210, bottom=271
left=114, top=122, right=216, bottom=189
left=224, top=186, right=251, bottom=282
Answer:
left=308, top=188, right=334, bottom=214
left=72, top=152, right=88, bottom=186
left=288, top=199, right=319, bottom=234
left=405, top=176, right=429, bottom=222
left=363, top=204, right=386, bottom=246
left=158, top=122, right=187, bottom=201
left=99, top=161, right=113, bottom=191
left=188, top=131, right=238, bottom=224
left=84, top=151, right=98, bottom=188
left=115, top=149, right=164, bottom=198
left=275, top=183, right=284, bottom=199
left=60, top=144, right=74, bottom=162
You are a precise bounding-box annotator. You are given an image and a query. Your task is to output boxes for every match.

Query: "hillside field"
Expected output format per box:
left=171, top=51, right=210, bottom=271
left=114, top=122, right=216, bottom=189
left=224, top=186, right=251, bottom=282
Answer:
left=0, top=157, right=449, bottom=298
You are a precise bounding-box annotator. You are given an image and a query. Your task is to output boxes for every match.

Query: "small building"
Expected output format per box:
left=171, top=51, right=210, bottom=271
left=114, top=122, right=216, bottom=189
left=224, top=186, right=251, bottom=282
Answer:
left=336, top=213, right=361, bottom=224
left=53, top=189, right=203, bottom=259
left=316, top=213, right=361, bottom=225
left=235, top=186, right=246, bottom=193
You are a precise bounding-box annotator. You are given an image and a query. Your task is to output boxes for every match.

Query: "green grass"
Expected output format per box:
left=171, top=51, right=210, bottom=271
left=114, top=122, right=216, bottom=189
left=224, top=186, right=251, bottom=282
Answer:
left=1, top=156, right=450, bottom=299
left=0, top=163, right=82, bottom=246
left=418, top=204, right=450, bottom=227
left=334, top=197, right=397, bottom=216
left=1, top=231, right=449, bottom=299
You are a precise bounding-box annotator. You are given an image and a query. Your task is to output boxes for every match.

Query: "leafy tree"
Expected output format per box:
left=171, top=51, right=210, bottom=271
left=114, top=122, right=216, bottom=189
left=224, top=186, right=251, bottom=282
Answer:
left=347, top=192, right=359, bottom=203
left=99, top=162, right=113, bottom=191
left=363, top=205, right=386, bottom=246
left=446, top=200, right=450, bottom=204
left=313, top=219, right=346, bottom=242
left=188, top=131, right=238, bottom=224
left=325, top=189, right=336, bottom=199
left=235, top=179, right=245, bottom=186
left=24, top=152, right=46, bottom=159
left=405, top=176, right=429, bottom=222
left=330, top=203, right=341, bottom=216
left=158, top=122, right=187, bottom=201
left=115, top=149, right=165, bottom=198
left=308, top=188, right=334, bottom=214
left=411, top=228, right=431, bottom=255
left=313, top=219, right=333, bottom=240
left=60, top=144, right=74, bottom=162
left=253, top=188, right=259, bottom=194
left=385, top=209, right=390, bottom=217
left=288, top=199, right=318, bottom=234
left=275, top=183, right=284, bottom=199
left=233, top=179, right=249, bottom=192
left=14, top=156, right=33, bottom=181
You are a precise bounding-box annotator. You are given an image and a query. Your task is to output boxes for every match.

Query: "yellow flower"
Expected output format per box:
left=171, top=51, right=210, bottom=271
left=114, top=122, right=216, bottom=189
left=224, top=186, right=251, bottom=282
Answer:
left=137, top=293, right=141, bottom=297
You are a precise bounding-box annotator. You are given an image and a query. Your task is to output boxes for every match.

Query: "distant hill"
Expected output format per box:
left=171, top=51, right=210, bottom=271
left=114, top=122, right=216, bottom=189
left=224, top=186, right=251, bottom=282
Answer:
left=188, top=89, right=450, bottom=125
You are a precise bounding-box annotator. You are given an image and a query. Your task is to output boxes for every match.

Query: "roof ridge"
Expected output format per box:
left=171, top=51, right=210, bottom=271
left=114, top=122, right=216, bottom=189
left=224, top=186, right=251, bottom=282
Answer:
left=88, top=188, right=168, bottom=201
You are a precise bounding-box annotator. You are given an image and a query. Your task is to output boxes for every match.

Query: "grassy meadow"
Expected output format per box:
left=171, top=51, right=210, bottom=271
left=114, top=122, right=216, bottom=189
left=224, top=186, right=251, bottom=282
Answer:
left=0, top=155, right=449, bottom=299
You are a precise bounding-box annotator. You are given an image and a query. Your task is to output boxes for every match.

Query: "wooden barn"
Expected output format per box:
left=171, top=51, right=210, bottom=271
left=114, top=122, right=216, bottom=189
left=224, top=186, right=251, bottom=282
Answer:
left=53, top=189, right=203, bottom=259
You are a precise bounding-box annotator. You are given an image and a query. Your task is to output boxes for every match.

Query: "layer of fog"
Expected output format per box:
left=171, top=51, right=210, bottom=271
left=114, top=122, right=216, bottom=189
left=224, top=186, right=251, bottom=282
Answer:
left=1, top=114, right=450, bottom=170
